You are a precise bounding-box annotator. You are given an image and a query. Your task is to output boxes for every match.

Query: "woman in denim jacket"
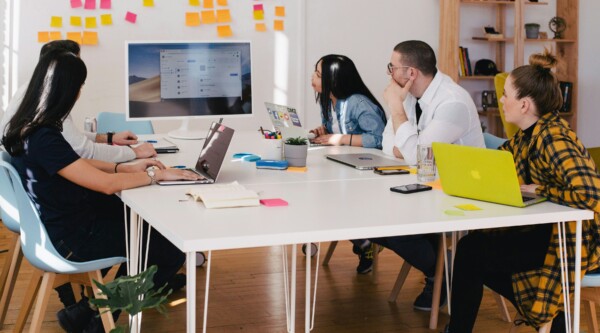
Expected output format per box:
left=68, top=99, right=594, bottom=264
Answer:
left=310, top=55, right=386, bottom=149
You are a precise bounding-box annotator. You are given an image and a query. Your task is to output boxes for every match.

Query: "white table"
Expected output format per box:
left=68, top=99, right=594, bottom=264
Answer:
left=122, top=132, right=593, bottom=333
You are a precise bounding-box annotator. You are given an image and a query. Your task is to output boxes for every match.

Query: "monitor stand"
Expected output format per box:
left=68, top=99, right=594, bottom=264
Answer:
left=168, top=119, right=205, bottom=140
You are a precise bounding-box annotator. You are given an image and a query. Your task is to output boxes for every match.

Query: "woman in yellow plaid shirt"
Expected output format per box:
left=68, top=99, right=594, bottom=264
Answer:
left=444, top=50, right=600, bottom=333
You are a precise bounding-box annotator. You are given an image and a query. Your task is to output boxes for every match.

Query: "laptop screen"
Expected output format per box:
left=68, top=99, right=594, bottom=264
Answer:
left=194, top=123, right=234, bottom=181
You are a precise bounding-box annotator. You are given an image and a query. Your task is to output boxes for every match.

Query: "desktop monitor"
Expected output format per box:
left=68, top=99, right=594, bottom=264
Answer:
left=125, top=41, right=252, bottom=139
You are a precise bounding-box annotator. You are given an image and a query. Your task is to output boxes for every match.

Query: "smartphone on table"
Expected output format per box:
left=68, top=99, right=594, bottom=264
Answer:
left=390, top=183, right=433, bottom=194
left=374, top=168, right=410, bottom=175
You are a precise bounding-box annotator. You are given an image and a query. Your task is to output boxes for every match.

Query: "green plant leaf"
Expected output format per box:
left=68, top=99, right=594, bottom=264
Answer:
left=285, top=136, right=307, bottom=145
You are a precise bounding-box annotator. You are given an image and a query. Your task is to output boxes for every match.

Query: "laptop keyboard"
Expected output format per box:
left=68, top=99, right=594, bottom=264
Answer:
left=522, top=196, right=536, bottom=202
left=182, top=168, right=208, bottom=181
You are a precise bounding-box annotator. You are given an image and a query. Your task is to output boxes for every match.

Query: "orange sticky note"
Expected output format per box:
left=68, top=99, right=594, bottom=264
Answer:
left=143, top=0, right=154, bottom=7
left=38, top=32, right=50, bottom=43
left=67, top=32, right=83, bottom=44
left=217, top=0, right=227, bottom=6
left=274, top=20, right=284, bottom=31
left=287, top=166, right=307, bottom=173
left=49, top=31, right=62, bottom=41
left=185, top=12, right=200, bottom=26
left=201, top=10, right=216, bottom=24
left=253, top=10, right=264, bottom=20
left=82, top=31, right=98, bottom=45
left=275, top=6, right=285, bottom=17
left=85, top=17, right=98, bottom=28
left=70, top=16, right=82, bottom=26
left=203, top=0, right=214, bottom=8
left=100, top=14, right=112, bottom=25
left=216, top=25, right=232, bottom=38
left=189, top=0, right=200, bottom=6
left=50, top=16, right=63, bottom=28
left=216, top=9, right=231, bottom=23
left=255, top=23, right=267, bottom=32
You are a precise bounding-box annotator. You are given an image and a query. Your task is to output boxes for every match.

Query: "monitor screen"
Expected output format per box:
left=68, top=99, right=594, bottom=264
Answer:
left=126, top=41, right=252, bottom=121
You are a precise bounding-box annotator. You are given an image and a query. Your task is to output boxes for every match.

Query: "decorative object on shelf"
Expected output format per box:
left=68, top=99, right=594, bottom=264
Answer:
left=538, top=32, right=548, bottom=39
left=549, top=16, right=566, bottom=39
left=481, top=91, right=498, bottom=111
left=559, top=81, right=573, bottom=113
left=525, top=23, right=540, bottom=39
left=284, top=136, right=308, bottom=167
left=483, top=26, right=503, bottom=39
left=474, top=59, right=499, bottom=76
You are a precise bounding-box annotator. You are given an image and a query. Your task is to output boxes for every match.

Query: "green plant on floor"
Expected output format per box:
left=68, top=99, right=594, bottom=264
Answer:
left=285, top=136, right=308, bottom=145
left=90, top=265, right=171, bottom=333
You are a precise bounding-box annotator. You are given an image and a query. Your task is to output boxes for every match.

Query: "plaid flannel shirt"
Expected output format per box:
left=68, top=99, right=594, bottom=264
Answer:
left=498, top=112, right=600, bottom=328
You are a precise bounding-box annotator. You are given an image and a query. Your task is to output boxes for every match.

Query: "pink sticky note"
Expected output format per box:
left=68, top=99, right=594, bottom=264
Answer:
left=71, top=0, right=83, bottom=8
left=260, top=199, right=288, bottom=207
left=125, top=11, right=137, bottom=23
left=100, top=0, right=111, bottom=9
left=84, top=0, right=96, bottom=10
left=253, top=4, right=263, bottom=11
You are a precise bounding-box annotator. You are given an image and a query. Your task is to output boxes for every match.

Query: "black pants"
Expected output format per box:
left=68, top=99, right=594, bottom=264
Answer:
left=448, top=224, right=553, bottom=333
left=54, top=194, right=185, bottom=290
left=371, top=234, right=439, bottom=277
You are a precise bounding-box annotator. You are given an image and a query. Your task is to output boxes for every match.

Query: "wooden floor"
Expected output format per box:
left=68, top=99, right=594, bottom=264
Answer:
left=0, top=223, right=595, bottom=333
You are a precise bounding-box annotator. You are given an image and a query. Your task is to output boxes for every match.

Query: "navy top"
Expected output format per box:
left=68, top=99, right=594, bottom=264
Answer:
left=12, top=126, right=95, bottom=241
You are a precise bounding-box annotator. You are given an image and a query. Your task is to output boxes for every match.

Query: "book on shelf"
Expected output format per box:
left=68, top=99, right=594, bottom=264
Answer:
left=559, top=81, right=573, bottom=113
left=464, top=47, right=472, bottom=76
left=459, top=47, right=466, bottom=76
left=458, top=46, right=472, bottom=76
left=187, top=181, right=260, bottom=209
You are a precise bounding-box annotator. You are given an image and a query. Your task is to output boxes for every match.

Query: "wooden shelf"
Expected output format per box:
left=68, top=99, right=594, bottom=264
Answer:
left=473, top=36, right=512, bottom=42
left=459, top=75, right=496, bottom=80
left=473, top=37, right=576, bottom=43
left=461, top=0, right=547, bottom=5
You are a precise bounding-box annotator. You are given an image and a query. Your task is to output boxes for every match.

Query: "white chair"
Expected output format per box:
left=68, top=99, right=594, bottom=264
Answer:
left=0, top=157, right=126, bottom=333
left=96, top=112, right=154, bottom=135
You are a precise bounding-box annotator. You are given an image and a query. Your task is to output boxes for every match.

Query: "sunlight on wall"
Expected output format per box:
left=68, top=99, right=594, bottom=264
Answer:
left=0, top=0, right=18, bottom=115
left=273, top=33, right=289, bottom=106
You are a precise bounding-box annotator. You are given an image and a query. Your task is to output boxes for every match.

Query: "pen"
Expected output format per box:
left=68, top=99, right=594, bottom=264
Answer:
left=259, top=126, right=265, bottom=135
left=170, top=165, right=186, bottom=169
left=145, top=140, right=157, bottom=143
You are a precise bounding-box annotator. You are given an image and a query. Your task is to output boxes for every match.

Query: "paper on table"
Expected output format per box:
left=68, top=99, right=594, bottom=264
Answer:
left=455, top=204, right=482, bottom=211
left=187, top=182, right=260, bottom=209
left=260, top=199, right=288, bottom=207
left=424, top=178, right=442, bottom=190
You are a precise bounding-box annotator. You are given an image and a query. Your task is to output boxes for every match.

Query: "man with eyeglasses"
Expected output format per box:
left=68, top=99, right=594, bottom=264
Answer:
left=372, top=40, right=484, bottom=312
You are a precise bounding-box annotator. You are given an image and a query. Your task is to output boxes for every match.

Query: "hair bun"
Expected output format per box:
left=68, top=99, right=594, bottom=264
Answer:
left=528, top=48, right=557, bottom=71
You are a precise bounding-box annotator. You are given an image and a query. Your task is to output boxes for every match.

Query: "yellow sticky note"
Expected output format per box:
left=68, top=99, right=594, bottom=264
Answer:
left=67, top=32, right=83, bottom=44
left=424, top=178, right=443, bottom=190
left=49, top=31, right=62, bottom=41
left=50, top=16, right=63, bottom=28
left=255, top=23, right=267, bottom=32
left=253, top=10, right=264, bottom=20
left=70, top=16, right=82, bottom=26
left=143, top=0, right=154, bottom=7
left=274, top=20, right=284, bottom=31
left=216, top=9, right=231, bottom=23
left=217, top=0, right=227, bottom=6
left=216, top=25, right=232, bottom=38
left=38, top=32, right=50, bottom=43
left=189, top=0, right=200, bottom=6
left=275, top=6, right=285, bottom=17
left=444, top=210, right=465, bottom=216
left=82, top=31, right=98, bottom=45
left=85, top=17, right=98, bottom=29
left=203, top=0, right=214, bottom=8
left=201, top=10, right=216, bottom=24
left=455, top=204, right=482, bottom=211
left=287, top=166, right=307, bottom=173
left=100, top=14, right=112, bottom=25
left=186, top=12, right=200, bottom=26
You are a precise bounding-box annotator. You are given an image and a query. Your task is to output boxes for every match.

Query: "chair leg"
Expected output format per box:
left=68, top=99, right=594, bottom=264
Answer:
left=88, top=270, right=116, bottom=333
left=387, top=261, right=412, bottom=302
left=493, top=292, right=512, bottom=322
left=372, top=244, right=381, bottom=274
left=429, top=236, right=446, bottom=330
left=584, top=300, right=598, bottom=333
left=0, top=234, right=22, bottom=328
left=538, top=319, right=552, bottom=333
left=14, top=268, right=43, bottom=333
left=28, top=272, right=56, bottom=333
left=321, top=241, right=338, bottom=266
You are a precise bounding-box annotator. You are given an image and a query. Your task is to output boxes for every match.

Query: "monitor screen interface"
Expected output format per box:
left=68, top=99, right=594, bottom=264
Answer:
left=126, top=41, right=252, bottom=120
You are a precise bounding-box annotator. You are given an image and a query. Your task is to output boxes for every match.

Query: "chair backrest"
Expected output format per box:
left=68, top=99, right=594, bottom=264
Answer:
left=483, top=132, right=507, bottom=150
left=96, top=112, right=154, bottom=135
left=494, top=73, right=520, bottom=139
left=0, top=152, right=20, bottom=233
left=588, top=147, right=600, bottom=171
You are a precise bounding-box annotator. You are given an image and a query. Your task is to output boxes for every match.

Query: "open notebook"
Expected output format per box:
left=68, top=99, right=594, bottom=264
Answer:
left=187, top=182, right=259, bottom=208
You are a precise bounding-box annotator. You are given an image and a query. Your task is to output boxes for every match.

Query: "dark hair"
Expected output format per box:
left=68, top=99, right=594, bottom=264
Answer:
left=2, top=51, right=87, bottom=155
left=393, top=40, right=438, bottom=76
left=40, top=40, right=80, bottom=58
left=315, top=54, right=383, bottom=121
left=510, top=49, right=563, bottom=116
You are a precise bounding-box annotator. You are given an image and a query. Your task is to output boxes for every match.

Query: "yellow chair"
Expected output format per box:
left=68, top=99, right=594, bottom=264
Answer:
left=494, top=73, right=520, bottom=139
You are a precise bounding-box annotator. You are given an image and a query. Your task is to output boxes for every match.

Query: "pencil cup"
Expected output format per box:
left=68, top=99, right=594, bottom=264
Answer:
left=417, top=144, right=436, bottom=182
left=262, top=138, right=283, bottom=160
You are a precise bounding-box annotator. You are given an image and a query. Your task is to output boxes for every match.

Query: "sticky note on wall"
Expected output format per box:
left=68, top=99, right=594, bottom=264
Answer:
left=253, top=10, right=264, bottom=20
left=100, top=14, right=112, bottom=25
left=255, top=23, right=267, bottom=32
left=217, top=25, right=232, bottom=37
left=85, top=17, right=98, bottom=28
left=84, top=0, right=96, bottom=10
left=82, top=31, right=98, bottom=45
left=67, top=32, right=83, bottom=44
left=204, top=0, right=214, bottom=8
left=186, top=12, right=200, bottom=26
left=201, top=10, right=216, bottom=24
left=71, top=16, right=82, bottom=26
left=143, top=0, right=154, bottom=7
left=50, top=16, right=62, bottom=28
left=216, top=9, right=231, bottom=23
left=274, top=20, right=284, bottom=31
left=100, top=0, right=111, bottom=9
left=125, top=11, right=137, bottom=23
left=275, top=6, right=285, bottom=17
left=217, top=0, right=228, bottom=6
left=189, top=0, right=200, bottom=6
left=71, top=0, right=83, bottom=8
left=49, top=31, right=62, bottom=41
left=38, top=32, right=50, bottom=43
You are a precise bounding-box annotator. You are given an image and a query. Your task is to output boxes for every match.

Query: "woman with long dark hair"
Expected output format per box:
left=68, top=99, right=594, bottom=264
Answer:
left=310, top=54, right=386, bottom=148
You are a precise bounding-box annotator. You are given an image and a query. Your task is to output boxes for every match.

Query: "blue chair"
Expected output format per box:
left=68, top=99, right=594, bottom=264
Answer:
left=0, top=158, right=126, bottom=333
left=96, top=112, right=154, bottom=135
left=483, top=132, right=508, bottom=150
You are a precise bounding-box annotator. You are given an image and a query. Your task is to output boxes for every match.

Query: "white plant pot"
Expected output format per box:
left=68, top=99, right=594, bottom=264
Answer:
left=284, top=144, right=308, bottom=167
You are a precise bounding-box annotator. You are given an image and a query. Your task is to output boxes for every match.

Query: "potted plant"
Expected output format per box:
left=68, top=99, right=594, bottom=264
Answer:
left=525, top=23, right=540, bottom=39
left=284, top=136, right=308, bottom=167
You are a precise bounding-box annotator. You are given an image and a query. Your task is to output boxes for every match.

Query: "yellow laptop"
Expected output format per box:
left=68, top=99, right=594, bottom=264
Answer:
left=432, top=142, right=546, bottom=207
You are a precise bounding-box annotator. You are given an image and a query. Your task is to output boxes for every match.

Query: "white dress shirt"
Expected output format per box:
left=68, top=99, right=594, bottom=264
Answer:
left=382, top=71, right=485, bottom=165
left=0, top=84, right=136, bottom=162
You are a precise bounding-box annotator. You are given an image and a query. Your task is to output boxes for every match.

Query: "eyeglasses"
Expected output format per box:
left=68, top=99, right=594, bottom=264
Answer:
left=387, top=63, right=410, bottom=75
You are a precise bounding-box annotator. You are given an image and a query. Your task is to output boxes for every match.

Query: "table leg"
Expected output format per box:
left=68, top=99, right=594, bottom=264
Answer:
left=185, top=251, right=197, bottom=333
left=128, top=208, right=142, bottom=333
left=574, top=220, right=582, bottom=333
left=291, top=245, right=297, bottom=332
left=305, top=243, right=311, bottom=333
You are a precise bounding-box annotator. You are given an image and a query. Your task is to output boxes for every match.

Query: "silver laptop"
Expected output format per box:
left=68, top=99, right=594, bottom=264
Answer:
left=326, top=153, right=407, bottom=170
left=264, top=102, right=327, bottom=146
left=157, top=123, right=234, bottom=185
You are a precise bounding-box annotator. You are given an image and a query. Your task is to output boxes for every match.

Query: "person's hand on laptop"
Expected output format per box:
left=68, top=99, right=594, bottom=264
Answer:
left=520, top=184, right=539, bottom=194
left=312, top=133, right=344, bottom=146
left=116, top=158, right=166, bottom=173
left=310, top=125, right=327, bottom=137
left=112, top=131, right=139, bottom=145
left=132, top=142, right=157, bottom=159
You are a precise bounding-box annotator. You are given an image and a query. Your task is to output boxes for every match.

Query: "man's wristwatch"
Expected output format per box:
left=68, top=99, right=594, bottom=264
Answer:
left=107, top=131, right=115, bottom=145
left=147, top=169, right=157, bottom=185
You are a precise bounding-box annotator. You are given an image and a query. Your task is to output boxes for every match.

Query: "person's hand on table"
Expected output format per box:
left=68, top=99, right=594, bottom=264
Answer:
left=310, top=125, right=327, bottom=137
left=312, top=133, right=344, bottom=146
left=117, top=159, right=165, bottom=173
left=520, top=184, right=539, bottom=194
left=132, top=143, right=157, bottom=158
left=113, top=131, right=139, bottom=145
left=155, top=169, right=203, bottom=181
